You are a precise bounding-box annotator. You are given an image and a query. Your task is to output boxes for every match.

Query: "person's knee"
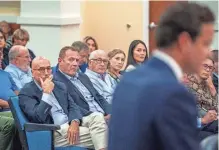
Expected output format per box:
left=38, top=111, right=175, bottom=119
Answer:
left=90, top=112, right=105, bottom=122
left=2, top=118, right=15, bottom=132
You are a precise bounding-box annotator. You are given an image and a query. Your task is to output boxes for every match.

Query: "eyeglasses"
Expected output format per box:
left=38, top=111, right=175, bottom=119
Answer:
left=202, top=64, right=214, bottom=71
left=17, top=55, right=31, bottom=59
left=91, top=59, right=108, bottom=65
left=33, top=67, right=52, bottom=73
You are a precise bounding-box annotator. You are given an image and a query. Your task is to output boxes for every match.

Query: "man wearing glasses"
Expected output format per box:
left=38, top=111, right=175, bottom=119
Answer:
left=186, top=57, right=218, bottom=140
left=85, top=50, right=117, bottom=104
left=4, top=45, right=32, bottom=90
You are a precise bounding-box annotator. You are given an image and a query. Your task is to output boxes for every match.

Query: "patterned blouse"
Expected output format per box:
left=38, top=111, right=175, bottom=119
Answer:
left=186, top=74, right=218, bottom=111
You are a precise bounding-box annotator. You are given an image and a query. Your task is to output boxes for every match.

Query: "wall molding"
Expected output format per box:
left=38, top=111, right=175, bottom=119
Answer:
left=0, top=15, right=81, bottom=26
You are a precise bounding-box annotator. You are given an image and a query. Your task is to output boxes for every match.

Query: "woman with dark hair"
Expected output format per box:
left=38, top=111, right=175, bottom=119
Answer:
left=125, top=40, right=148, bottom=72
left=108, top=48, right=126, bottom=83
left=0, top=21, right=12, bottom=49
left=83, top=36, right=98, bottom=53
left=0, top=29, right=8, bottom=69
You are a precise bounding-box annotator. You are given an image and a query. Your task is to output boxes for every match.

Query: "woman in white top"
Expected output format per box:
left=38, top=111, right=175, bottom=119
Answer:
left=125, top=40, right=148, bottom=72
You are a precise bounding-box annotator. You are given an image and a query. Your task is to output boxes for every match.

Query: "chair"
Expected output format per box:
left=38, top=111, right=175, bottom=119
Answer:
left=9, top=96, right=90, bottom=150
left=200, top=134, right=218, bottom=150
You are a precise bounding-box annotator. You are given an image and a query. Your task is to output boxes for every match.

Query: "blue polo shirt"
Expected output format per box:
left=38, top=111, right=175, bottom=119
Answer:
left=0, top=69, right=18, bottom=101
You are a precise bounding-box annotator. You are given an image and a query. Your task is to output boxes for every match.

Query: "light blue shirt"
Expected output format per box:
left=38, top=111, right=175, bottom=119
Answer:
left=197, top=118, right=202, bottom=128
left=85, top=69, right=116, bottom=104
left=34, top=80, right=69, bottom=126
left=60, top=70, right=104, bottom=114
left=4, top=64, right=32, bottom=90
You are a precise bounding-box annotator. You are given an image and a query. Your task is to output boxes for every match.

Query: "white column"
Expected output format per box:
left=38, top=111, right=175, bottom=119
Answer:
left=18, top=0, right=81, bottom=65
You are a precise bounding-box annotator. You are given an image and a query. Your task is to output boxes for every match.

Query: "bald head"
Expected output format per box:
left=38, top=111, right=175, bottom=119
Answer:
left=32, top=56, right=50, bottom=69
left=32, top=56, right=52, bottom=83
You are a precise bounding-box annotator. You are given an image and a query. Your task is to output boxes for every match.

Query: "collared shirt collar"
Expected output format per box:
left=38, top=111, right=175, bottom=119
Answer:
left=59, top=69, right=79, bottom=81
left=9, top=63, right=31, bottom=73
left=86, top=69, right=106, bottom=79
left=33, top=79, right=43, bottom=91
left=153, top=50, right=183, bottom=81
left=213, top=72, right=218, bottom=78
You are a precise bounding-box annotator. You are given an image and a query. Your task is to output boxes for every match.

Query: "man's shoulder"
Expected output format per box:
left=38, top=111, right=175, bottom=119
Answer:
left=53, top=80, right=67, bottom=91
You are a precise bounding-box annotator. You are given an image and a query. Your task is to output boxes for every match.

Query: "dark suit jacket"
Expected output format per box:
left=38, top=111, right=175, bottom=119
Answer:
left=108, top=57, right=199, bottom=150
left=212, top=73, right=218, bottom=93
left=54, top=70, right=111, bottom=116
left=19, top=80, right=83, bottom=124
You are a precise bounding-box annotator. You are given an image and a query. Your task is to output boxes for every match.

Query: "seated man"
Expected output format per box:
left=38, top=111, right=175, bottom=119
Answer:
left=3, top=28, right=36, bottom=67
left=54, top=46, right=111, bottom=122
left=85, top=50, right=117, bottom=104
left=0, top=46, right=17, bottom=150
left=4, top=45, right=32, bottom=90
left=52, top=41, right=89, bottom=74
left=185, top=57, right=218, bottom=140
left=19, top=57, right=107, bottom=150
left=71, top=41, right=89, bottom=73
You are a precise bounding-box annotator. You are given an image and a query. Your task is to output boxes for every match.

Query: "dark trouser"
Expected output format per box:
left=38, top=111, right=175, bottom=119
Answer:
left=198, top=120, right=218, bottom=141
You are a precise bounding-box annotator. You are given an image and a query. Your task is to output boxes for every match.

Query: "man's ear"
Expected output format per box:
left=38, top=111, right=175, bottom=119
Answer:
left=177, top=31, right=193, bottom=53
left=58, top=57, right=62, bottom=63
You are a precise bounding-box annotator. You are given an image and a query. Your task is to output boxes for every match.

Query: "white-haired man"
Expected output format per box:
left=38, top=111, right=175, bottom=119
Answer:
left=85, top=50, right=116, bottom=104
left=5, top=45, right=32, bottom=90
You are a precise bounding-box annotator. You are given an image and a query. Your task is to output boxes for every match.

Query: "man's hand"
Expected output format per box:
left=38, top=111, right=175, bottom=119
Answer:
left=40, top=75, right=54, bottom=94
left=67, top=121, right=80, bottom=145
left=201, top=110, right=217, bottom=124
left=104, top=114, right=111, bottom=122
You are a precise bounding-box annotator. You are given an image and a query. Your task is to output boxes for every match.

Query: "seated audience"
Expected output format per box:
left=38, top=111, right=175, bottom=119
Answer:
left=19, top=57, right=108, bottom=150
left=3, top=28, right=36, bottom=66
left=72, top=41, right=89, bottom=73
left=85, top=50, right=116, bottom=104
left=0, top=45, right=19, bottom=150
left=210, top=49, right=218, bottom=92
left=54, top=46, right=111, bottom=120
left=83, top=36, right=98, bottom=53
left=0, top=21, right=12, bottom=49
left=125, top=40, right=148, bottom=72
left=107, top=49, right=126, bottom=83
left=5, top=45, right=32, bottom=90
left=185, top=57, right=218, bottom=140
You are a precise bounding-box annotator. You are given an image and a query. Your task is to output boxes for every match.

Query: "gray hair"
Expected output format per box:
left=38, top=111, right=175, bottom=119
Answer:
left=9, top=45, right=28, bottom=62
left=71, top=41, right=89, bottom=52
left=89, top=49, right=108, bottom=60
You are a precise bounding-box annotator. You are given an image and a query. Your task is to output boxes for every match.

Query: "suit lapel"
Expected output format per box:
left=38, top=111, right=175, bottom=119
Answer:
left=56, top=71, right=87, bottom=102
left=78, top=74, right=96, bottom=97
left=32, top=81, right=43, bottom=101
left=52, top=83, right=67, bottom=114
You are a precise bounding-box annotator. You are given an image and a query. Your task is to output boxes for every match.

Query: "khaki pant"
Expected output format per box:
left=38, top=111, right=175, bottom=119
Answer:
left=54, top=112, right=107, bottom=150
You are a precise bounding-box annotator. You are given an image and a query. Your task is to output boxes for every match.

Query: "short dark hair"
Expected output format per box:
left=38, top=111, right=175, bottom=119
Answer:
left=126, top=40, right=148, bottom=69
left=59, top=46, right=78, bottom=59
left=155, top=2, right=215, bottom=49
left=71, top=41, right=89, bottom=52
left=211, top=50, right=218, bottom=62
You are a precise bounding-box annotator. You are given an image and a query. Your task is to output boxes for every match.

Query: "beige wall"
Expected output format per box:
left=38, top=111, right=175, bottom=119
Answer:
left=80, top=1, right=143, bottom=57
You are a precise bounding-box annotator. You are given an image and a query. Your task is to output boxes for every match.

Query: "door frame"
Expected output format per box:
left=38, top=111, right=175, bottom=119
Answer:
left=143, top=1, right=150, bottom=55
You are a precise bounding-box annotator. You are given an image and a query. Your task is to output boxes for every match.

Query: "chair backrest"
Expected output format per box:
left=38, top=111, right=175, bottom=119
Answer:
left=9, top=96, right=29, bottom=149
left=200, top=134, right=218, bottom=150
